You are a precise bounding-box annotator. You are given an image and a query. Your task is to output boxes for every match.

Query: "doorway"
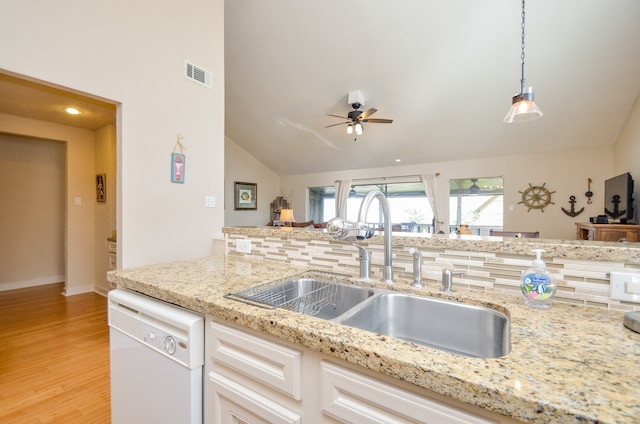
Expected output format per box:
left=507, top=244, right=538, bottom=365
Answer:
left=0, top=71, right=118, bottom=295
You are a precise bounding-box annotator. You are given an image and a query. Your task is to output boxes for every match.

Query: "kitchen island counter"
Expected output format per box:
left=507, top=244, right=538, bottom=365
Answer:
left=108, top=255, right=640, bottom=423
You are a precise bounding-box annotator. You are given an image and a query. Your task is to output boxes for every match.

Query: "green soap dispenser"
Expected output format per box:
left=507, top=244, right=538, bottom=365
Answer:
left=521, top=249, right=556, bottom=308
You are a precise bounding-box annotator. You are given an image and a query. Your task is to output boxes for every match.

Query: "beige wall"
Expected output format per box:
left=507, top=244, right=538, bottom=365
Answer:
left=0, top=134, right=65, bottom=290
left=1, top=0, right=225, bottom=269
left=95, top=125, right=116, bottom=294
left=614, top=95, right=640, bottom=216
left=225, top=136, right=281, bottom=226
left=0, top=114, right=96, bottom=294
left=279, top=146, right=614, bottom=240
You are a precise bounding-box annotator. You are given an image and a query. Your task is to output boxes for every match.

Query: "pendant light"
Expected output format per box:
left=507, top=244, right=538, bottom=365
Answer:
left=503, top=0, right=543, bottom=123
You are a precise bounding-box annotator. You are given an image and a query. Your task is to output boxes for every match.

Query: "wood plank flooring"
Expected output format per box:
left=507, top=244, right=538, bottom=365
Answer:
left=0, top=283, right=110, bottom=423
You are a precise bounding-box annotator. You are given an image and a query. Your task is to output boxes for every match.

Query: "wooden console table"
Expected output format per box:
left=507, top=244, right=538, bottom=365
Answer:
left=575, top=222, right=640, bottom=242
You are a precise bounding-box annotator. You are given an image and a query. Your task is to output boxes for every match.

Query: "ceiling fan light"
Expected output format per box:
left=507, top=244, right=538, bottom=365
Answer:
left=355, top=122, right=363, bottom=135
left=503, top=88, right=543, bottom=123
left=346, top=124, right=353, bottom=135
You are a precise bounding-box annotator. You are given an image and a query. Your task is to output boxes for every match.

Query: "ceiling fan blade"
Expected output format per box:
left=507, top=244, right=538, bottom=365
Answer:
left=324, top=121, right=350, bottom=128
left=362, top=118, right=393, bottom=124
left=357, top=108, right=378, bottom=120
left=326, top=114, right=348, bottom=119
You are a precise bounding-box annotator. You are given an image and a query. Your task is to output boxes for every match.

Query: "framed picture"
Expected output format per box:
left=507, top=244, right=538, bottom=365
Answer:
left=234, top=181, right=257, bottom=210
left=171, top=152, right=185, bottom=183
left=96, top=174, right=106, bottom=202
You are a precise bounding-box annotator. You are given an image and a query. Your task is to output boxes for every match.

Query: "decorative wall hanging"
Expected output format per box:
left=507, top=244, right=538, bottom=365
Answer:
left=585, top=178, right=593, bottom=204
left=96, top=174, right=106, bottom=202
left=171, top=134, right=186, bottom=184
left=518, top=183, right=555, bottom=212
left=562, top=195, right=584, bottom=217
left=234, top=182, right=257, bottom=210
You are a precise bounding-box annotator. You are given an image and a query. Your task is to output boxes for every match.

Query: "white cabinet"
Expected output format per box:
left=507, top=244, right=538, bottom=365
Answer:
left=206, top=319, right=307, bottom=424
left=205, top=318, right=518, bottom=424
left=321, top=361, right=496, bottom=424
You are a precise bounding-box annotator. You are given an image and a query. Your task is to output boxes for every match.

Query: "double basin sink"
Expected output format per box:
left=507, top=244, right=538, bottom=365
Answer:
left=227, top=270, right=510, bottom=358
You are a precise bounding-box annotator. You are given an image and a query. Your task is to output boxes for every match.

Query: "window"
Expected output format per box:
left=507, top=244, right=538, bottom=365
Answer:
left=449, top=177, right=503, bottom=235
left=308, top=182, right=435, bottom=233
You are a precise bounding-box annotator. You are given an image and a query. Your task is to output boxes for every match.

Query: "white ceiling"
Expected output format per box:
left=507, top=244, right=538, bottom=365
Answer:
left=225, top=0, right=640, bottom=175
left=2, top=1, right=639, bottom=177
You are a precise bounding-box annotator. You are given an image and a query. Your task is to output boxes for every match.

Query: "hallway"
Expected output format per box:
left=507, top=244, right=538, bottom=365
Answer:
left=0, top=284, right=110, bottom=423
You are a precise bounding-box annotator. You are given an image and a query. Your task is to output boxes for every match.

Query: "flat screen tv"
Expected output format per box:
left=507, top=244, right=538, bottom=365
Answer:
left=604, top=172, right=635, bottom=223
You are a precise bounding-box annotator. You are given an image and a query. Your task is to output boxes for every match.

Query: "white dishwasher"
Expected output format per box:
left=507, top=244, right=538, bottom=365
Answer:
left=108, top=289, right=204, bottom=424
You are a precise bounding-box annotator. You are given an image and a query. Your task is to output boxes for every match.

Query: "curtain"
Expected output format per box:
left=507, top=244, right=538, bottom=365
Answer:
left=334, top=179, right=352, bottom=218
left=420, top=174, right=445, bottom=233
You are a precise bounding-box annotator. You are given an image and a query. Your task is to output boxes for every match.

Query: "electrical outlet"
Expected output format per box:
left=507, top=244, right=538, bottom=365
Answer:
left=205, top=196, right=216, bottom=208
left=610, top=271, right=640, bottom=303
left=236, top=239, right=252, bottom=254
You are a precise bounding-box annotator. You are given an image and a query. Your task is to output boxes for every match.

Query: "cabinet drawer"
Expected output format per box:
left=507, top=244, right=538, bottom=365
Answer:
left=209, top=371, right=301, bottom=424
left=210, top=321, right=302, bottom=400
left=321, top=361, right=496, bottom=424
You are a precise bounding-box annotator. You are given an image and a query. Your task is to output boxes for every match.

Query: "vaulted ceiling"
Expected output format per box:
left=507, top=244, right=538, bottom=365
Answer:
left=225, top=0, right=640, bottom=175
left=2, top=1, right=639, bottom=178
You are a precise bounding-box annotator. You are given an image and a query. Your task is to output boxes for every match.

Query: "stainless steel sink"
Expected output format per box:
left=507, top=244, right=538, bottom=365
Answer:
left=226, top=271, right=375, bottom=320
left=339, top=293, right=510, bottom=358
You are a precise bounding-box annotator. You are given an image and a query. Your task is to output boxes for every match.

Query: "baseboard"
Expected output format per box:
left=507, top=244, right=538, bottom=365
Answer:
left=0, top=275, right=65, bottom=292
left=63, top=284, right=95, bottom=296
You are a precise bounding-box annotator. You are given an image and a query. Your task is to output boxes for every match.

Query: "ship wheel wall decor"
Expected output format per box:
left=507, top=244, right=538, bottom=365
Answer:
left=518, top=183, right=556, bottom=212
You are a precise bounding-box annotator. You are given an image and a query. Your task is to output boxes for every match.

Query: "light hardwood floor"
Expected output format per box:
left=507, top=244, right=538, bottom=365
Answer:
left=0, top=283, right=110, bottom=423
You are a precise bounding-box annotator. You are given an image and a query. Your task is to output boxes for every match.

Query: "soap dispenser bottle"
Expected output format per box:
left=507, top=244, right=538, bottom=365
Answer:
left=521, top=249, right=556, bottom=308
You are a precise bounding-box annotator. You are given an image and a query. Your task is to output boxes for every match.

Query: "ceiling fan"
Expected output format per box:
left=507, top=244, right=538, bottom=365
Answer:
left=325, top=102, right=393, bottom=139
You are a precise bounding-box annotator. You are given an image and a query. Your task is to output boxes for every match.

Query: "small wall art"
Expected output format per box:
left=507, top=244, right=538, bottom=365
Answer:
left=234, top=181, right=257, bottom=210
left=96, top=174, right=106, bottom=202
left=171, top=134, right=186, bottom=184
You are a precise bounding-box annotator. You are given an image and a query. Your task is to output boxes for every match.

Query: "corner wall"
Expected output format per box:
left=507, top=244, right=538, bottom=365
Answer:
left=225, top=136, right=281, bottom=226
left=1, top=0, right=225, bottom=269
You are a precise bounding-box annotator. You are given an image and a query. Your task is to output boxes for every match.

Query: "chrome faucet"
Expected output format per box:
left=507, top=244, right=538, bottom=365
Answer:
left=409, top=247, right=423, bottom=288
left=441, top=269, right=466, bottom=292
left=357, top=190, right=395, bottom=284
left=326, top=189, right=395, bottom=284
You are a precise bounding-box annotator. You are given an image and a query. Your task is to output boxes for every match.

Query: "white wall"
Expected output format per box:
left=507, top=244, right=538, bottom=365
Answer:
left=1, top=0, right=225, bottom=269
left=279, top=146, right=614, bottom=240
left=225, top=136, right=281, bottom=226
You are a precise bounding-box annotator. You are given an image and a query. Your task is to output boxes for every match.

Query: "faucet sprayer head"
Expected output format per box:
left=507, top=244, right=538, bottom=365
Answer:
left=326, top=217, right=375, bottom=242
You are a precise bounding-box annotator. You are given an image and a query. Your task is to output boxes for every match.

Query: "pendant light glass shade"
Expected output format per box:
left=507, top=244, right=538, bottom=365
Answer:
left=346, top=124, right=353, bottom=135
left=503, top=87, right=543, bottom=123
left=355, top=122, right=363, bottom=135
left=504, top=0, right=542, bottom=124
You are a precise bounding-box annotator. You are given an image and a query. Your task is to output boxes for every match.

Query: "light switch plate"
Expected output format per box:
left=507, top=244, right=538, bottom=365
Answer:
left=610, top=271, right=640, bottom=303
left=205, top=196, right=216, bottom=208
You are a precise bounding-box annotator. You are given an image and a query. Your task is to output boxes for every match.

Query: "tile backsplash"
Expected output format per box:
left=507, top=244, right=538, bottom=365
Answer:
left=226, top=232, right=640, bottom=312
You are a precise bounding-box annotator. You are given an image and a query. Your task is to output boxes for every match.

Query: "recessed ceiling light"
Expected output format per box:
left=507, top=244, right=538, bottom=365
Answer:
left=65, top=107, right=82, bottom=115
left=395, top=158, right=401, bottom=162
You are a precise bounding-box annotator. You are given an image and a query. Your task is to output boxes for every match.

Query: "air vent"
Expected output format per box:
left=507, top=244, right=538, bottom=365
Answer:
left=185, top=61, right=213, bottom=88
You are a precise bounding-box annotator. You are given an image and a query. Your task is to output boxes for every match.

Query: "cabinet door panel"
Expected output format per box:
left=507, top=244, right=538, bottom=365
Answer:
left=321, top=361, right=496, bottom=424
left=210, top=321, right=302, bottom=400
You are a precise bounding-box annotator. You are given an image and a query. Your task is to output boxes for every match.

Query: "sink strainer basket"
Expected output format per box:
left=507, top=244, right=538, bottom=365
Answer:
left=225, top=270, right=351, bottom=316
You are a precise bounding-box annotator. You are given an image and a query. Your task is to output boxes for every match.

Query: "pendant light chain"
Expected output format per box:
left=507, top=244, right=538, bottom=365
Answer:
left=520, top=0, right=526, bottom=95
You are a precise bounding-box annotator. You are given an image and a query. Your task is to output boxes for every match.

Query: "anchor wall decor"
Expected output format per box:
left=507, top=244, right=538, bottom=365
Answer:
left=562, top=195, right=585, bottom=217
left=605, top=195, right=627, bottom=219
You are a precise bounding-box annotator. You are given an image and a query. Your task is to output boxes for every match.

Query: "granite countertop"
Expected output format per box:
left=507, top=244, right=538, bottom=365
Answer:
left=107, top=254, right=640, bottom=423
